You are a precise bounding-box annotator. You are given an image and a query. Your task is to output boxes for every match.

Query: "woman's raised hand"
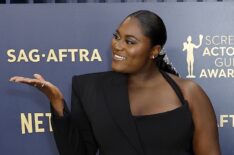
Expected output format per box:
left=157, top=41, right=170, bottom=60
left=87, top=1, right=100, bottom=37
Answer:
left=9, top=74, right=65, bottom=117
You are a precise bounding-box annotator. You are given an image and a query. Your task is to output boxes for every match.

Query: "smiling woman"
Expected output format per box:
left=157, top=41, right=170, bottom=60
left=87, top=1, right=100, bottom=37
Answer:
left=111, top=17, right=154, bottom=74
left=10, top=10, right=221, bottom=155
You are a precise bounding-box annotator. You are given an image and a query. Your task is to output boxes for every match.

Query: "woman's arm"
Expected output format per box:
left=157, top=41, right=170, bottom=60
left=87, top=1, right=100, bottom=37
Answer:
left=10, top=74, right=98, bottom=155
left=184, top=81, right=221, bottom=155
left=10, top=74, right=64, bottom=116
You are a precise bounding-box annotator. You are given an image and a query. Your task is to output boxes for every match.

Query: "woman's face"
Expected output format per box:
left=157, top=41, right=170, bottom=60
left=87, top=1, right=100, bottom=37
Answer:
left=111, top=17, right=155, bottom=74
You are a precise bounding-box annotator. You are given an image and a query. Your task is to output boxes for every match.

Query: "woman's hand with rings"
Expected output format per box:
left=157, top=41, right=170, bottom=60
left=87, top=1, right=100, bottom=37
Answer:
left=9, top=74, right=64, bottom=116
left=10, top=74, right=49, bottom=90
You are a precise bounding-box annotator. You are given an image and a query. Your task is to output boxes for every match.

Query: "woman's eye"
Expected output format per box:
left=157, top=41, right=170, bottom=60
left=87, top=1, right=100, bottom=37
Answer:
left=113, top=33, right=120, bottom=40
left=126, top=40, right=136, bottom=45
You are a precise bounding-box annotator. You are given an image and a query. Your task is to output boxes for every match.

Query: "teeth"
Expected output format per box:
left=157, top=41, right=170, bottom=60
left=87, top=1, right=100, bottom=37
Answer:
left=113, top=54, right=126, bottom=60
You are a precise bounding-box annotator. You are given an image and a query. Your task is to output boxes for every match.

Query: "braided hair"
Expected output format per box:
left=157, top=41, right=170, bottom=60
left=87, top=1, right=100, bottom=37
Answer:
left=126, top=10, right=179, bottom=76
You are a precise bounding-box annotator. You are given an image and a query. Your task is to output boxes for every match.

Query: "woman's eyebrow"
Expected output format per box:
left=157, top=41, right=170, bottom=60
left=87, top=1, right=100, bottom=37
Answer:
left=115, top=29, right=140, bottom=41
left=115, top=30, right=120, bottom=34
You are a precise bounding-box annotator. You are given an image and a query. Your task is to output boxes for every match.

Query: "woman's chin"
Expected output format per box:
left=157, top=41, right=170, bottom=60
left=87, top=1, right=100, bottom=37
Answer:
left=111, top=65, right=127, bottom=73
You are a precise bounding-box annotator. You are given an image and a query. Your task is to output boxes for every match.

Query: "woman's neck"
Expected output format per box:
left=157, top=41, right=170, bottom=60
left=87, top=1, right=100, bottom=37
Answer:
left=128, top=65, right=161, bottom=87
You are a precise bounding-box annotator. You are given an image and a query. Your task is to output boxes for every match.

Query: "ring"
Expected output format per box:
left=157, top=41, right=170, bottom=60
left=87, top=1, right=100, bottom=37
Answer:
left=41, top=83, right=45, bottom=88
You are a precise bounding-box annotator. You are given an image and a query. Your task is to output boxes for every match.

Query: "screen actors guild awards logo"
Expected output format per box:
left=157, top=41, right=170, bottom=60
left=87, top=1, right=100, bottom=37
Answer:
left=182, top=35, right=203, bottom=78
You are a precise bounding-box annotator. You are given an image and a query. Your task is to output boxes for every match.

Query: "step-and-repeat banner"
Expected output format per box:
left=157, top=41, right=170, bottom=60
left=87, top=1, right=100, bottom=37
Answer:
left=0, top=3, right=233, bottom=155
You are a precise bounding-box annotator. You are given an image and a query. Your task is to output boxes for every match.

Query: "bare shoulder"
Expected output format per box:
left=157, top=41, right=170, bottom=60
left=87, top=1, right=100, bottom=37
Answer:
left=166, top=73, right=210, bottom=110
left=166, top=73, right=201, bottom=94
left=166, top=73, right=221, bottom=154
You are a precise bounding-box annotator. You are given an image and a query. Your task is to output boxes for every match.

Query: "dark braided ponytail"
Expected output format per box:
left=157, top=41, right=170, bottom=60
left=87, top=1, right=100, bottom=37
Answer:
left=127, top=10, right=179, bottom=76
left=155, top=53, right=179, bottom=76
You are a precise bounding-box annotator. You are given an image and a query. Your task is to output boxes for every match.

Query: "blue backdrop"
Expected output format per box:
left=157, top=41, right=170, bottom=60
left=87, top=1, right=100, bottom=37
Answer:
left=0, top=3, right=233, bottom=155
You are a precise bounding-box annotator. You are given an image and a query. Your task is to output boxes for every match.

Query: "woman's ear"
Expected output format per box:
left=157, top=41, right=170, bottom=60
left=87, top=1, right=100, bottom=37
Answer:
left=150, top=45, right=161, bottom=59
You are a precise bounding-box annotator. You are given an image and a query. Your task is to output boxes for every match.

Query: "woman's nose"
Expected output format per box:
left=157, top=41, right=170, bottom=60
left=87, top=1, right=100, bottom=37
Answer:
left=113, top=40, right=124, bottom=51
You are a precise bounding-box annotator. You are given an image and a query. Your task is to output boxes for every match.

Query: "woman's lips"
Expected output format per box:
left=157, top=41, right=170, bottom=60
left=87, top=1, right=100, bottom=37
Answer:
left=113, top=54, right=126, bottom=61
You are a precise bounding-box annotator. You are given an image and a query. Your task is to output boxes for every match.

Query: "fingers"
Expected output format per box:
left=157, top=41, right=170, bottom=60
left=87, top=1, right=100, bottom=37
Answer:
left=33, top=74, right=45, bottom=81
left=9, top=76, right=31, bottom=83
left=33, top=74, right=47, bottom=88
left=9, top=74, right=48, bottom=89
left=9, top=74, right=62, bottom=101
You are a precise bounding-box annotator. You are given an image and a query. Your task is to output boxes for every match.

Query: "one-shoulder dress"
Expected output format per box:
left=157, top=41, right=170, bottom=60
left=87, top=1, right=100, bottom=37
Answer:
left=51, top=71, right=194, bottom=155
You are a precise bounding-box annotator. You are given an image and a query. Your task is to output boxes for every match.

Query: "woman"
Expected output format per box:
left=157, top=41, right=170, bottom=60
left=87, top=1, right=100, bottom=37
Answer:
left=10, top=10, right=221, bottom=155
